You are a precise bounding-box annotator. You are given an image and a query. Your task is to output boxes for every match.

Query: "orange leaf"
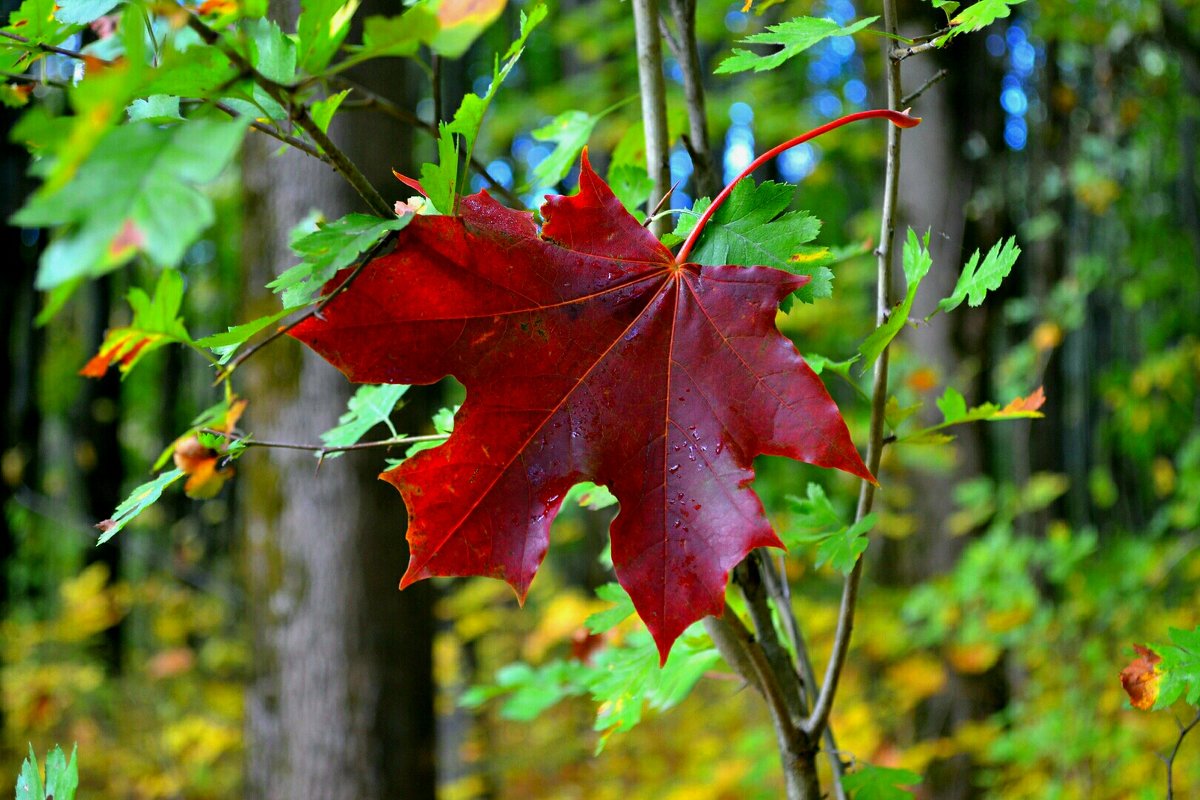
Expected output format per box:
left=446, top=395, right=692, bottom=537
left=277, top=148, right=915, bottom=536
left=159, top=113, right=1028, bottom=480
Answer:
left=1119, top=644, right=1162, bottom=710
left=1001, top=385, right=1045, bottom=414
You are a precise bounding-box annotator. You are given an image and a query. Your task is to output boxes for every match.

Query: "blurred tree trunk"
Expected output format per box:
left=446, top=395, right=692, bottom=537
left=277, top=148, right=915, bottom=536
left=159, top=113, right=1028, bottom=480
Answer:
left=239, top=6, right=436, bottom=797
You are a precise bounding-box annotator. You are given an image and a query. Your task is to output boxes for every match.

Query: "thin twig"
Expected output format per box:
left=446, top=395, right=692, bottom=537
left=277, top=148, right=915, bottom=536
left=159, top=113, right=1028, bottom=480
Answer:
left=214, top=228, right=400, bottom=381
left=186, top=13, right=393, bottom=217
left=804, top=0, right=907, bottom=742
left=201, top=427, right=448, bottom=453
left=660, top=0, right=718, bottom=197
left=210, top=100, right=331, bottom=162
left=901, top=68, right=948, bottom=107
left=0, top=28, right=105, bottom=61
left=1166, top=708, right=1200, bottom=800
left=893, top=40, right=941, bottom=61
left=631, top=0, right=672, bottom=236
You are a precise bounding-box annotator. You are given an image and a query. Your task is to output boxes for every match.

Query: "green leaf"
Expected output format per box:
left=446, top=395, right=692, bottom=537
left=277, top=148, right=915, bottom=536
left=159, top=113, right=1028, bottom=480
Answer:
left=530, top=109, right=600, bottom=188
left=585, top=582, right=636, bottom=634
left=79, top=270, right=195, bottom=377
left=310, top=89, right=351, bottom=134
left=927, top=0, right=961, bottom=19
left=243, top=18, right=296, bottom=84
left=858, top=228, right=932, bottom=372
left=938, top=0, right=1026, bottom=45
left=43, top=745, right=78, bottom=800
left=419, top=124, right=459, bottom=216
left=268, top=212, right=411, bottom=307
left=442, top=3, right=546, bottom=195
left=55, top=0, right=119, bottom=24
left=607, top=163, right=653, bottom=220
left=672, top=180, right=830, bottom=304
left=841, top=763, right=923, bottom=800
left=716, top=15, right=878, bottom=74
left=126, top=95, right=184, bottom=123
left=897, top=385, right=1044, bottom=443
left=815, top=512, right=875, bottom=574
left=318, top=384, right=409, bottom=458
left=936, top=386, right=968, bottom=423
left=96, top=468, right=186, bottom=544
left=14, top=118, right=248, bottom=290
left=785, top=485, right=874, bottom=573
left=935, top=236, right=1020, bottom=314
left=15, top=745, right=43, bottom=800
left=1154, top=626, right=1200, bottom=709
left=337, top=7, right=439, bottom=71
left=564, top=481, right=619, bottom=511
left=296, top=0, right=361, bottom=73
left=5, top=0, right=77, bottom=48
left=196, top=307, right=298, bottom=364
left=142, top=46, right=239, bottom=98
left=404, top=406, right=456, bottom=457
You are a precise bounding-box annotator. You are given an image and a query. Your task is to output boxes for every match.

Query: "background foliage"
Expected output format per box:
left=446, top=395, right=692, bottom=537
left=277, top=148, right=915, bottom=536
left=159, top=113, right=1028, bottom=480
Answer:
left=2, top=0, right=1199, bottom=797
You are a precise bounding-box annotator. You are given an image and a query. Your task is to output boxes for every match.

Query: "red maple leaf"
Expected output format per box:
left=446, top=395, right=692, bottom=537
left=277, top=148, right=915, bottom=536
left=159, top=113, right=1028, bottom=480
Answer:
left=292, top=154, right=872, bottom=659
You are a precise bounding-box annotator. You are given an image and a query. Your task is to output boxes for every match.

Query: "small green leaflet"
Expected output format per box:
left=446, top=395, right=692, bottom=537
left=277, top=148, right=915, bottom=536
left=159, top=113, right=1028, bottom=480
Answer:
left=925, top=0, right=961, bottom=20
left=196, top=306, right=298, bottom=364
left=531, top=110, right=600, bottom=188
left=934, top=236, right=1020, bottom=314
left=1153, top=626, right=1200, bottom=709
left=419, top=124, right=460, bottom=216
left=126, top=95, right=184, bottom=124
left=858, top=228, right=932, bottom=372
left=607, top=163, right=654, bottom=220
left=443, top=3, right=546, bottom=196
left=564, top=481, right=619, bottom=511
left=80, top=270, right=196, bottom=378
left=310, top=89, right=351, bottom=134
left=404, top=406, right=456, bottom=457
left=936, top=0, right=1026, bottom=46
left=14, top=117, right=248, bottom=290
left=296, top=0, right=361, bottom=73
left=336, top=7, right=439, bottom=72
left=96, top=468, right=186, bottom=544
left=841, top=763, right=923, bottom=800
left=897, top=385, right=1044, bottom=444
left=243, top=18, right=297, bottom=85
left=268, top=213, right=411, bottom=308
left=15, top=744, right=78, bottom=800
left=585, top=582, right=636, bottom=634
left=672, top=179, right=831, bottom=304
left=318, top=384, right=409, bottom=458
left=785, top=483, right=876, bottom=574
left=716, top=15, right=878, bottom=74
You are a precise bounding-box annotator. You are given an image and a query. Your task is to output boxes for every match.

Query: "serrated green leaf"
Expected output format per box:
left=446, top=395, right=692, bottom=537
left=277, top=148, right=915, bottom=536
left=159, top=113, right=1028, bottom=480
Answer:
left=268, top=212, right=410, bottom=307
left=310, top=88, right=350, bottom=134
left=940, top=0, right=1025, bottom=44
left=716, top=15, right=878, bottom=74
left=14, top=118, right=248, bottom=290
left=564, top=481, right=619, bottom=511
left=419, top=124, right=459, bottom=216
left=841, top=763, right=923, bottom=800
left=607, top=163, right=653, bottom=220
left=815, top=512, right=875, bottom=573
left=318, top=384, right=409, bottom=458
left=43, top=745, right=78, bottom=800
left=126, top=95, right=183, bottom=123
left=936, top=386, right=968, bottom=423
left=585, top=582, right=635, bottom=634
left=673, top=180, right=830, bottom=303
left=15, top=745, right=43, bottom=800
left=859, top=228, right=932, bottom=371
left=243, top=17, right=296, bottom=84
left=531, top=109, right=599, bottom=188
left=935, top=236, right=1020, bottom=314
left=1154, top=626, right=1200, bottom=709
left=898, top=385, right=1044, bottom=443
left=405, top=406, right=456, bottom=457
left=196, top=306, right=298, bottom=364
left=296, top=0, right=361, bottom=73
left=96, top=468, right=185, bottom=544
left=786, top=482, right=842, bottom=538
left=337, top=7, right=438, bottom=71
left=79, top=270, right=194, bottom=377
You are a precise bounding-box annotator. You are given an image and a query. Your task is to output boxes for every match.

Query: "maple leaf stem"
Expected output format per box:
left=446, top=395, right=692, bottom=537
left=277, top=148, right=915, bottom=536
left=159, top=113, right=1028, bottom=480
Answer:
left=675, top=108, right=921, bottom=265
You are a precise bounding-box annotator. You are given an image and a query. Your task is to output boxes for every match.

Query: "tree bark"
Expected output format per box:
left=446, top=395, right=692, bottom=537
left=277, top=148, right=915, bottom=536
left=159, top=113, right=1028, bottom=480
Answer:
left=240, top=9, right=435, bottom=798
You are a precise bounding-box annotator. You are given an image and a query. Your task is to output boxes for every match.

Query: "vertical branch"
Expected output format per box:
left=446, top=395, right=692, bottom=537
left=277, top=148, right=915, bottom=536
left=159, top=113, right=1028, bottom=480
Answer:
left=661, top=0, right=719, bottom=198
left=631, top=0, right=672, bottom=236
left=804, top=0, right=906, bottom=741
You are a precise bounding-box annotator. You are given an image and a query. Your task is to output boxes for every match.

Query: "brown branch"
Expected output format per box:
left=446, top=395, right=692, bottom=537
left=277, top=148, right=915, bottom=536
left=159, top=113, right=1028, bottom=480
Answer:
left=804, top=0, right=907, bottom=743
left=901, top=68, right=948, bottom=107
left=186, top=13, right=392, bottom=217
left=210, top=100, right=331, bottom=162
left=893, top=40, right=941, bottom=61
left=631, top=0, right=672, bottom=237
left=0, top=28, right=108, bottom=61
left=660, top=0, right=718, bottom=197
left=1166, top=708, right=1200, bottom=800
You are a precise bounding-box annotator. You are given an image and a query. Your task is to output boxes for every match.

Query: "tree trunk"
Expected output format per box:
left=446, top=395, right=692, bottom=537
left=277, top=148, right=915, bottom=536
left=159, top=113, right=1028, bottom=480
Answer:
left=240, top=19, right=435, bottom=799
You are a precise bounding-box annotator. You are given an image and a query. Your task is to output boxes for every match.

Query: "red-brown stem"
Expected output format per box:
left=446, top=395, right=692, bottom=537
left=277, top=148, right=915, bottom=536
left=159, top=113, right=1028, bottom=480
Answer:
left=674, top=108, right=920, bottom=264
